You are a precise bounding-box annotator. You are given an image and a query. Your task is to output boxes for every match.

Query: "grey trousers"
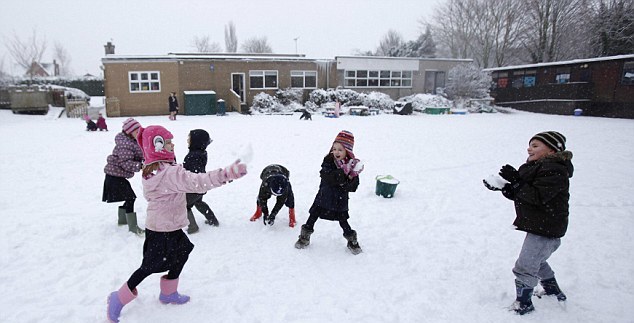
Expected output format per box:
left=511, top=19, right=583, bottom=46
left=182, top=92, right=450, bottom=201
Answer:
left=513, top=232, right=561, bottom=288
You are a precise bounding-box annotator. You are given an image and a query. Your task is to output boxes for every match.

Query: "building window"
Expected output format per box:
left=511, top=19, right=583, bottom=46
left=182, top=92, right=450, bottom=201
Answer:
left=249, top=70, right=278, bottom=89
left=555, top=67, right=571, bottom=84
left=622, top=62, right=634, bottom=85
left=129, top=71, right=160, bottom=93
left=344, top=69, right=413, bottom=88
left=290, top=71, right=317, bottom=88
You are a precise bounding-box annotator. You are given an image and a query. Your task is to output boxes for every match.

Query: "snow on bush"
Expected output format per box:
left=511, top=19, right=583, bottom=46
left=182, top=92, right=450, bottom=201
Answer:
left=250, top=92, right=284, bottom=113
left=275, top=88, right=303, bottom=105
left=444, top=63, right=492, bottom=101
left=399, top=93, right=453, bottom=112
left=363, top=91, right=394, bottom=111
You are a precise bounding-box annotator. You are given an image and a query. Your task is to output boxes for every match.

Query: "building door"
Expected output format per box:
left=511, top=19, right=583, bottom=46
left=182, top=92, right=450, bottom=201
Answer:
left=231, top=73, right=245, bottom=103
left=424, top=71, right=445, bottom=94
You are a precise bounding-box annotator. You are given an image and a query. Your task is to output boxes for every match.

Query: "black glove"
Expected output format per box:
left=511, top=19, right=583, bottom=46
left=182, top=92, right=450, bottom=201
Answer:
left=266, top=212, right=276, bottom=226
left=483, top=179, right=501, bottom=191
left=499, top=164, right=520, bottom=184
left=501, top=183, right=516, bottom=200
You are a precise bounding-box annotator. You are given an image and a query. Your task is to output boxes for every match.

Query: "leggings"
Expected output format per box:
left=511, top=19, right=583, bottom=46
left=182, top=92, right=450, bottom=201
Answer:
left=121, top=199, right=135, bottom=213
left=305, top=212, right=353, bottom=234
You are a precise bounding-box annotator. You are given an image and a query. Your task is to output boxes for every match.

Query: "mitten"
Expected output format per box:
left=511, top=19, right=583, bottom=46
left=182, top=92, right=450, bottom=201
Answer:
left=499, top=164, right=520, bottom=184
left=483, top=179, right=501, bottom=191
left=349, top=159, right=364, bottom=177
left=338, top=159, right=352, bottom=175
left=501, top=183, right=516, bottom=200
left=223, top=160, right=247, bottom=182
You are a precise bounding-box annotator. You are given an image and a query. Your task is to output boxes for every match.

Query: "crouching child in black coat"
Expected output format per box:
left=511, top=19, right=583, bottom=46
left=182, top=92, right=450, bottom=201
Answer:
left=249, top=164, right=296, bottom=227
left=183, top=129, right=219, bottom=233
left=483, top=131, right=573, bottom=315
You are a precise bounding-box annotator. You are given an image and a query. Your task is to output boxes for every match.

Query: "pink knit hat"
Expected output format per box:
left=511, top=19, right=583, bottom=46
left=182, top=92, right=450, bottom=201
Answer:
left=333, top=130, right=355, bottom=159
left=137, top=125, right=175, bottom=165
left=122, top=118, right=141, bottom=135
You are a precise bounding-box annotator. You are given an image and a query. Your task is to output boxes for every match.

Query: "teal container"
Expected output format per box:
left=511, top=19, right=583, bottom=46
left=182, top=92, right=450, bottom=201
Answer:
left=183, top=91, right=216, bottom=115
left=424, top=107, right=450, bottom=115
left=375, top=175, right=400, bottom=198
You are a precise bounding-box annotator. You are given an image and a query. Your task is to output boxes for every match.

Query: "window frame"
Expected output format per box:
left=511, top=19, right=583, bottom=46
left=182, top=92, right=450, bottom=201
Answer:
left=343, top=69, right=413, bottom=88
left=128, top=71, right=161, bottom=93
left=622, top=61, right=634, bottom=85
left=290, top=70, right=318, bottom=89
left=249, top=70, right=279, bottom=89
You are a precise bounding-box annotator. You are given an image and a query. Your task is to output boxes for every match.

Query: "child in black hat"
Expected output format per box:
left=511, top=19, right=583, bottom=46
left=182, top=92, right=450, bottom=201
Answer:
left=483, top=131, right=573, bottom=315
left=249, top=164, right=296, bottom=227
left=183, top=129, right=219, bottom=233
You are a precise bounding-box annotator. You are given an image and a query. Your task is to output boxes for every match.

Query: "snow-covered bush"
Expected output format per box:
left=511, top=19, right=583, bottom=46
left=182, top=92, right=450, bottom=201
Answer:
left=275, top=87, right=303, bottom=105
left=333, top=89, right=361, bottom=106
left=444, top=63, right=492, bottom=102
left=363, top=92, right=394, bottom=111
left=399, top=93, right=453, bottom=112
left=304, top=101, right=318, bottom=112
left=250, top=92, right=283, bottom=113
left=308, top=89, right=332, bottom=106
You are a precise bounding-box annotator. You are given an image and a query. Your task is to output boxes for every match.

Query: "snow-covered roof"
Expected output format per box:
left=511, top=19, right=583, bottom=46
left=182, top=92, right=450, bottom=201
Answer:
left=102, top=53, right=333, bottom=64
left=183, top=90, right=216, bottom=95
left=483, top=54, right=634, bottom=72
left=336, top=55, right=472, bottom=63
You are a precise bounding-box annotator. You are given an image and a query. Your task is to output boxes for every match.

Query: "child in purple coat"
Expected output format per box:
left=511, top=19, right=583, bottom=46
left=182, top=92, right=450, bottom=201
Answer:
left=102, top=118, right=144, bottom=233
left=106, top=125, right=247, bottom=323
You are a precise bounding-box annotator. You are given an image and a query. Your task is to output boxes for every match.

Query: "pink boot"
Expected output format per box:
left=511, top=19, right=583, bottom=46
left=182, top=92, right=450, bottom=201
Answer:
left=159, top=275, right=190, bottom=304
left=107, top=283, right=137, bottom=323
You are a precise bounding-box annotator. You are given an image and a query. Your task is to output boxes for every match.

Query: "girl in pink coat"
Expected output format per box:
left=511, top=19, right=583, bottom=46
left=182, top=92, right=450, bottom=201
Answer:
left=107, top=125, right=247, bottom=322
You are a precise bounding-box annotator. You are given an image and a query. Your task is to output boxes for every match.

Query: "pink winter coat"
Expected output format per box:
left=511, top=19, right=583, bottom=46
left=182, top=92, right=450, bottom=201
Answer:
left=143, top=162, right=228, bottom=232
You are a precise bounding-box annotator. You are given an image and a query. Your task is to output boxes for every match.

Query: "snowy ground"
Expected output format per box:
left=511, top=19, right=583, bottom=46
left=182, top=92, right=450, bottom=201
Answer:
left=1, top=107, right=633, bottom=323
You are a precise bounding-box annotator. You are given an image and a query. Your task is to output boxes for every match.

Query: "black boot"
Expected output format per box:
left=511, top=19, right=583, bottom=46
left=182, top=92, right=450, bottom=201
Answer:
left=294, top=225, right=314, bottom=249
left=202, top=208, right=219, bottom=226
left=511, top=280, right=535, bottom=315
left=540, top=277, right=567, bottom=301
left=343, top=230, right=362, bottom=255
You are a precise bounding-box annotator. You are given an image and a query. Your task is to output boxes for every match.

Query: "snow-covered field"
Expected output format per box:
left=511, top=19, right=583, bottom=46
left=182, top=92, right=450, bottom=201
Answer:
left=1, top=108, right=633, bottom=323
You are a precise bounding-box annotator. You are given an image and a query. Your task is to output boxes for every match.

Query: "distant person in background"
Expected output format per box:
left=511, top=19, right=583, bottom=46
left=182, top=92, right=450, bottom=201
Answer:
left=96, top=113, right=108, bottom=131
left=169, top=92, right=179, bottom=120
left=84, top=114, right=97, bottom=131
left=102, top=118, right=144, bottom=234
left=299, top=109, right=312, bottom=120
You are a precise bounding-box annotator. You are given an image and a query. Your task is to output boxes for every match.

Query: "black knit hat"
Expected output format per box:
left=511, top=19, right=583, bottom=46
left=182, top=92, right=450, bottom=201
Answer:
left=531, top=131, right=566, bottom=152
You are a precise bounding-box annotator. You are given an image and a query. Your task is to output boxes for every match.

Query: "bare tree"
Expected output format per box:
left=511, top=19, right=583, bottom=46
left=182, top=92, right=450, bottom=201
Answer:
left=241, top=36, right=273, bottom=53
left=427, top=0, right=526, bottom=68
left=224, top=21, right=238, bottom=53
left=520, top=0, right=588, bottom=63
left=377, top=30, right=404, bottom=56
left=190, top=35, right=222, bottom=52
left=53, top=42, right=72, bottom=76
left=591, top=0, right=634, bottom=56
left=4, top=29, right=47, bottom=78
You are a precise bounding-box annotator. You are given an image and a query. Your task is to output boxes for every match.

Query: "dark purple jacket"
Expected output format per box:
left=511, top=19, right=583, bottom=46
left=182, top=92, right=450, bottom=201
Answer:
left=104, top=132, right=144, bottom=178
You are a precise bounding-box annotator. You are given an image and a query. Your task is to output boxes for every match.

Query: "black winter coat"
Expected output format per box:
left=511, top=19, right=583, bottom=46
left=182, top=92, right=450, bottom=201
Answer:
left=310, top=154, right=359, bottom=218
left=183, top=129, right=211, bottom=174
left=257, top=164, right=294, bottom=217
left=511, top=151, right=574, bottom=238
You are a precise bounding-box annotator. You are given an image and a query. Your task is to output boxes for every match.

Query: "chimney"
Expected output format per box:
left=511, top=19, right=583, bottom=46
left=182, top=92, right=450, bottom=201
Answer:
left=104, top=42, right=115, bottom=55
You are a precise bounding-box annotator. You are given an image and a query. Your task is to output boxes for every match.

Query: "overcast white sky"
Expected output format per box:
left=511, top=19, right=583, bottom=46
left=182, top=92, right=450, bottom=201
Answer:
left=0, top=0, right=442, bottom=77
